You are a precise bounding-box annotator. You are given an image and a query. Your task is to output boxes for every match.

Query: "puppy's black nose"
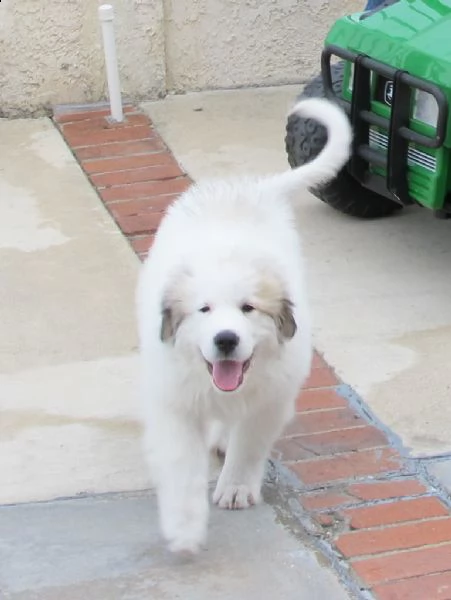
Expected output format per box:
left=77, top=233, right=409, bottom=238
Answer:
left=214, top=330, right=240, bottom=355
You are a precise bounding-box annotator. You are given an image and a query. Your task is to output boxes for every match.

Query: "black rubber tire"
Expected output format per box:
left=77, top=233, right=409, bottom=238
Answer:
left=285, top=62, right=402, bottom=219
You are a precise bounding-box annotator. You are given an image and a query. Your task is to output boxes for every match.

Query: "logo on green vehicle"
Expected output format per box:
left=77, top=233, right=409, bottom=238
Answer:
left=384, top=81, right=394, bottom=106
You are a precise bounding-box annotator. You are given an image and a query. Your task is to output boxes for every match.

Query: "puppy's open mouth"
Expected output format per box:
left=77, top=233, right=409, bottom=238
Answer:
left=207, top=359, right=251, bottom=392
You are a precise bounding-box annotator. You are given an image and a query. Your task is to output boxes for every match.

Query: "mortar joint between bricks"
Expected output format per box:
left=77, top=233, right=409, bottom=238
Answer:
left=314, top=538, right=376, bottom=599
left=337, top=384, right=406, bottom=453
left=265, top=477, right=374, bottom=600
left=282, top=424, right=378, bottom=440
left=417, top=460, right=451, bottom=508
left=342, top=513, right=451, bottom=537
left=307, top=491, right=438, bottom=512
left=348, top=539, right=451, bottom=564
left=298, top=469, right=415, bottom=492
left=281, top=444, right=393, bottom=466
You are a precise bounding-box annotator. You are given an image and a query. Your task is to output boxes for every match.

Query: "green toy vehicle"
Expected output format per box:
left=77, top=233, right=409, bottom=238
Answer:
left=285, top=0, right=451, bottom=218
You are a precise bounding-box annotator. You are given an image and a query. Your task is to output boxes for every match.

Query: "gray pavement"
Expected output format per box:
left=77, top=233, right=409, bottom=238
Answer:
left=0, top=491, right=351, bottom=600
left=0, top=115, right=353, bottom=598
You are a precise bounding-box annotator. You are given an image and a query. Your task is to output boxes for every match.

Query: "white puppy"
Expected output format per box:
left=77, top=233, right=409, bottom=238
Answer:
left=137, top=98, right=352, bottom=554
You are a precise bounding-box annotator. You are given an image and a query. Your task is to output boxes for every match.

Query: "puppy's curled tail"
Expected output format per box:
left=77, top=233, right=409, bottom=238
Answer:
left=274, top=97, right=353, bottom=194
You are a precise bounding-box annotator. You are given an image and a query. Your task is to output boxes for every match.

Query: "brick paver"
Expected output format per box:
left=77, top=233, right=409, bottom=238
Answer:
left=54, top=104, right=451, bottom=600
left=343, top=497, right=448, bottom=529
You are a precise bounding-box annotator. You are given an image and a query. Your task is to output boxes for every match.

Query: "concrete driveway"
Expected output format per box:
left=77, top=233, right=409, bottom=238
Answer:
left=142, top=87, right=451, bottom=458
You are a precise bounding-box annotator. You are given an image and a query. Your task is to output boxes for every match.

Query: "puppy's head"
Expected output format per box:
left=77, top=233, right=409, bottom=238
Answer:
left=160, top=262, right=297, bottom=393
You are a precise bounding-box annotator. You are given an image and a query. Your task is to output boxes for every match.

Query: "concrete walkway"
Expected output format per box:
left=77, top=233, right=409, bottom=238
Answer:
left=0, top=116, right=353, bottom=598
left=0, top=490, right=351, bottom=600
left=0, top=117, right=147, bottom=505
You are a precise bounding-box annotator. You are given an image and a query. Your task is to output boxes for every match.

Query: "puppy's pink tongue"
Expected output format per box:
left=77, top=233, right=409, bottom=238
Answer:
left=212, top=360, right=244, bottom=392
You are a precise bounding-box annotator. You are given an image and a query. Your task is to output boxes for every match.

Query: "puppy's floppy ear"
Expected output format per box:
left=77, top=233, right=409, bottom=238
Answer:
left=253, top=263, right=298, bottom=342
left=275, top=298, right=297, bottom=341
left=160, top=305, right=180, bottom=342
left=159, top=267, right=191, bottom=343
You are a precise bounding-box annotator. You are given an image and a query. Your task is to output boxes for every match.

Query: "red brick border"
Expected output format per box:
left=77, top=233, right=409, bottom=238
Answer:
left=55, top=105, right=451, bottom=600
left=55, top=105, right=192, bottom=261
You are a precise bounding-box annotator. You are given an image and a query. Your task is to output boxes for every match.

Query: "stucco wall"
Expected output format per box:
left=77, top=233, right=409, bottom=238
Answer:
left=0, top=0, right=165, bottom=116
left=0, top=0, right=361, bottom=116
left=164, top=0, right=361, bottom=92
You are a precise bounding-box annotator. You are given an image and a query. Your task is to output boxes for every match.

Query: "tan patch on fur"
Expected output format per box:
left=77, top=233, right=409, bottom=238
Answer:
left=253, top=268, right=297, bottom=340
left=254, top=271, right=285, bottom=315
left=160, top=267, right=192, bottom=342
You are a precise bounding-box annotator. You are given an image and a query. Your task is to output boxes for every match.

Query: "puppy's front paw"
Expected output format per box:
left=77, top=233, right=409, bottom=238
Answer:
left=212, top=483, right=261, bottom=510
left=160, top=498, right=208, bottom=555
left=168, top=535, right=203, bottom=555
left=165, top=522, right=206, bottom=555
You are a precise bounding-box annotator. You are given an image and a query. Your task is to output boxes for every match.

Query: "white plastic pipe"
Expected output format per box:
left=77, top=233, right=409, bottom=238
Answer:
left=98, top=4, right=124, bottom=122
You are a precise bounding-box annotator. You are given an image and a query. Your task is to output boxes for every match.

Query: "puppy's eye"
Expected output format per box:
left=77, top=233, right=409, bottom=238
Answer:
left=241, top=303, right=255, bottom=313
left=199, top=305, right=211, bottom=313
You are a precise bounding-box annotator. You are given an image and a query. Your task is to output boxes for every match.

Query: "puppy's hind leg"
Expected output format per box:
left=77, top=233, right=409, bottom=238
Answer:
left=146, top=411, right=209, bottom=554
left=213, top=402, right=292, bottom=510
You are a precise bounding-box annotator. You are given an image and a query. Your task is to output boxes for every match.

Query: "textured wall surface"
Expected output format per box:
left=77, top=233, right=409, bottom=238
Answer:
left=164, top=0, right=361, bottom=92
left=0, top=0, right=361, bottom=115
left=0, top=0, right=165, bottom=116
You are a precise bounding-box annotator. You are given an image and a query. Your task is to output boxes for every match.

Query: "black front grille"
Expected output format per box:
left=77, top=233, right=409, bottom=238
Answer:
left=321, top=45, right=448, bottom=205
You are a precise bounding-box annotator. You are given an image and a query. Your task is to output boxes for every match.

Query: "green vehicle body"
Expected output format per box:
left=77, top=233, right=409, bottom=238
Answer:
left=323, top=0, right=451, bottom=213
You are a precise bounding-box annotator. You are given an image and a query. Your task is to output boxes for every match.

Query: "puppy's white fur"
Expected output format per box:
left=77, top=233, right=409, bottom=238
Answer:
left=137, top=98, right=352, bottom=553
